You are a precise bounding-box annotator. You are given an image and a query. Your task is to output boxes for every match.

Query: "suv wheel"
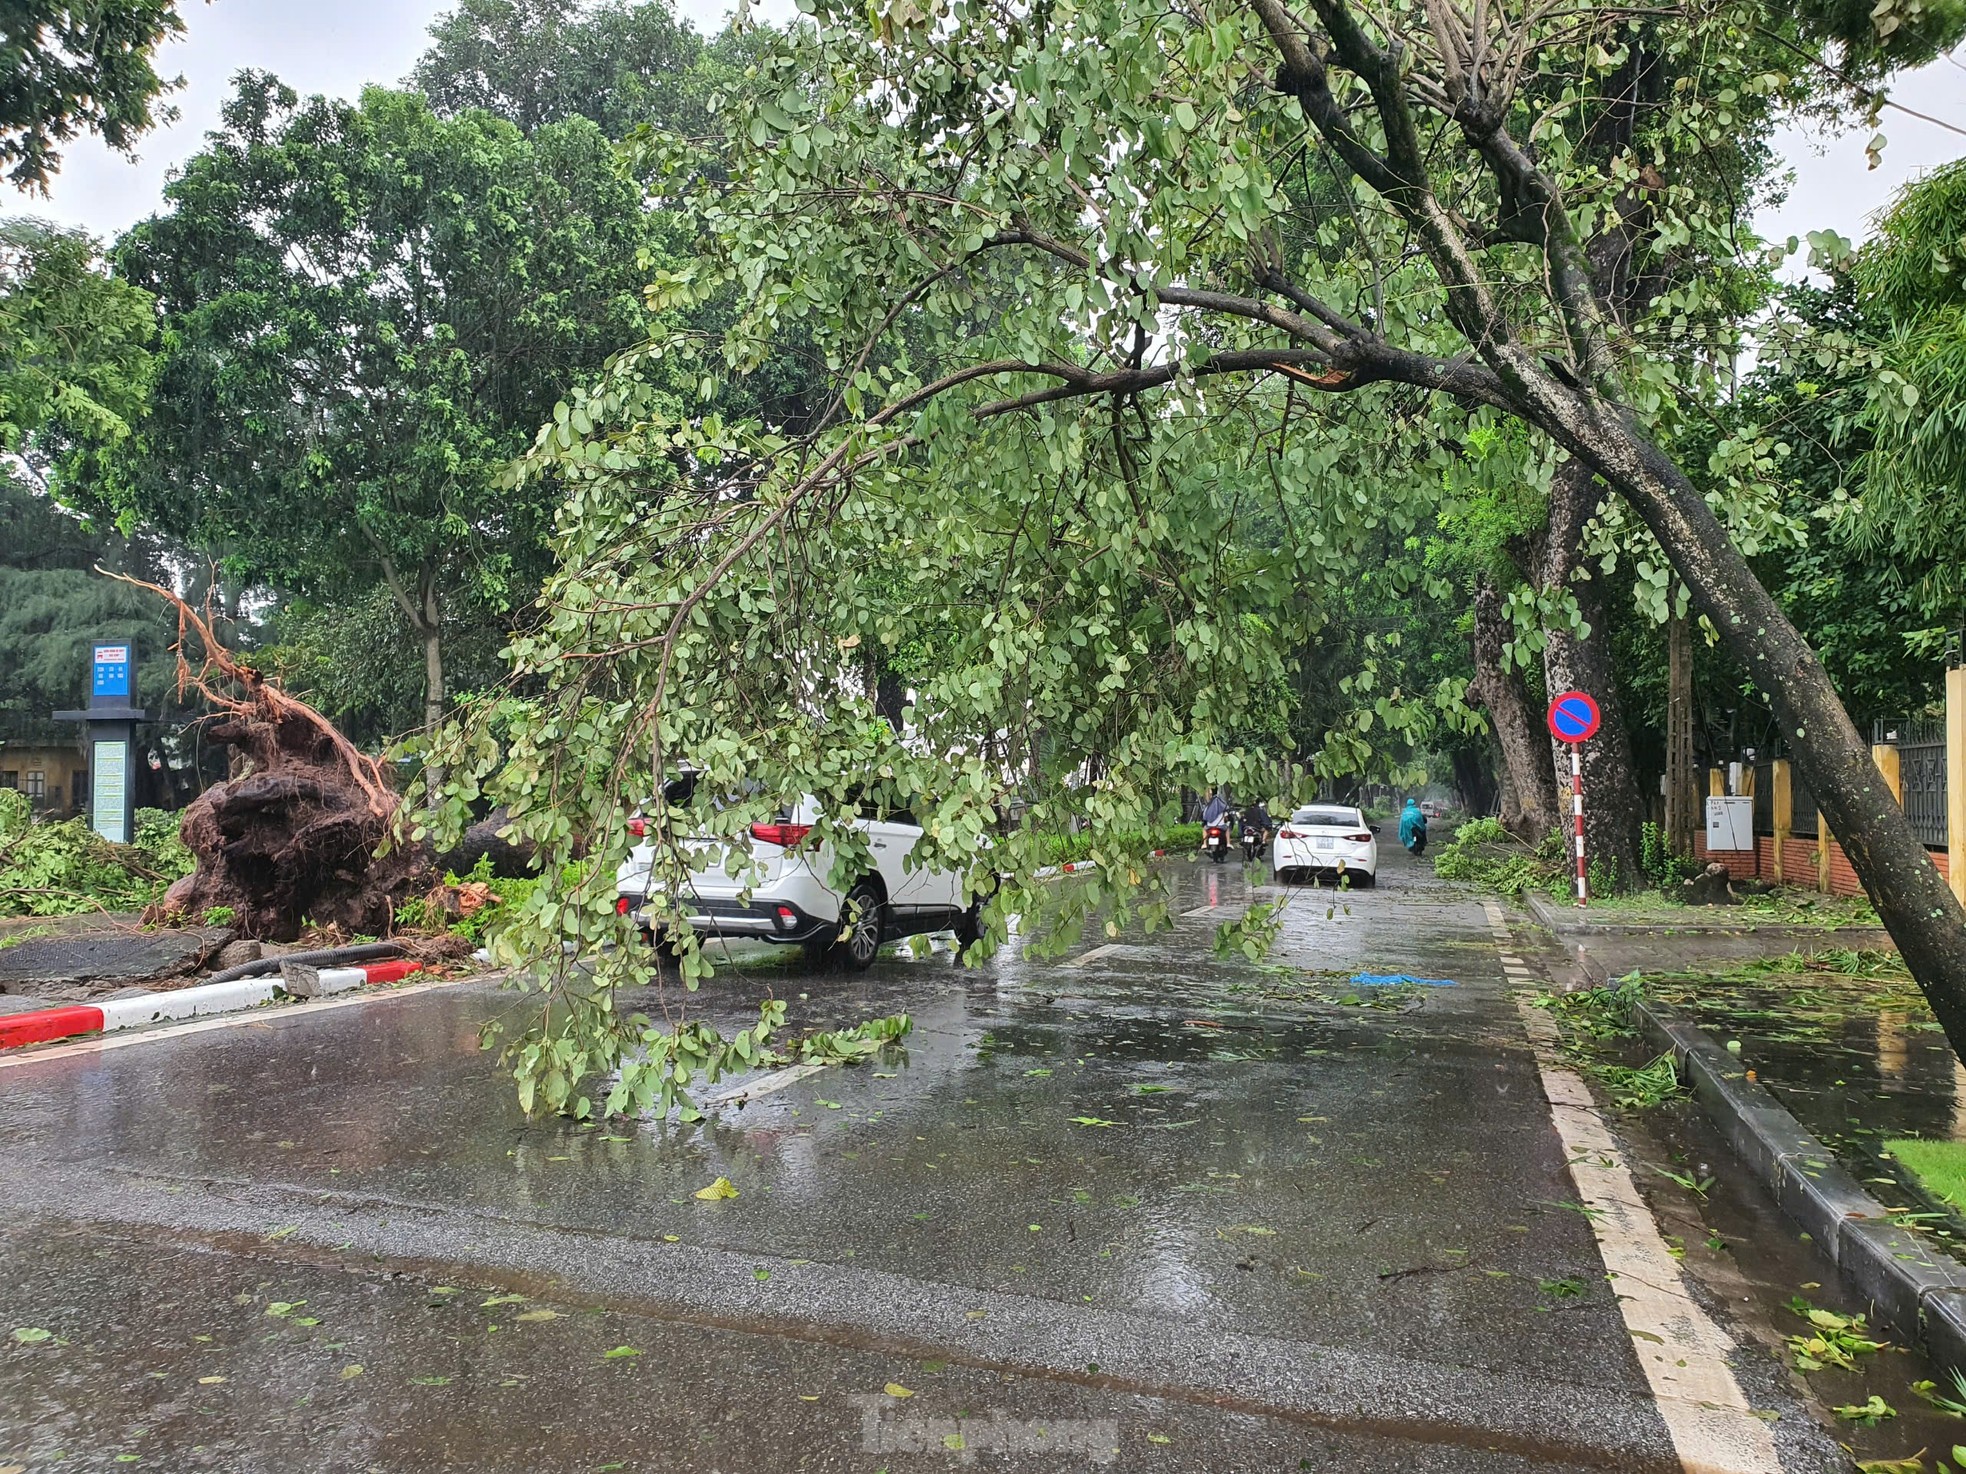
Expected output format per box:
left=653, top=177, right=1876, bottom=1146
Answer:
left=840, top=879, right=885, bottom=969
left=804, top=878, right=885, bottom=972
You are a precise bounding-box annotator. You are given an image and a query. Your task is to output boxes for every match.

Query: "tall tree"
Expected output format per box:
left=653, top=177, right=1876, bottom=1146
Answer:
left=412, top=0, right=707, bottom=138
left=107, top=76, right=660, bottom=739
left=0, top=219, right=154, bottom=455
left=1, top=1, right=188, bottom=188
left=437, top=0, right=1966, bottom=1112
left=1843, top=157, right=1966, bottom=631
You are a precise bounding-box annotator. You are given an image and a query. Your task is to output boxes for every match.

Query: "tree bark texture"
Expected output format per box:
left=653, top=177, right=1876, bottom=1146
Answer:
left=1468, top=578, right=1559, bottom=840
left=1535, top=461, right=1644, bottom=890
left=1665, top=609, right=1697, bottom=857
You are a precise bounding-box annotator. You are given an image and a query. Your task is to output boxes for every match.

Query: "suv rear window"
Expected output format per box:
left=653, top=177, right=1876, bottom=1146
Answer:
left=1291, top=807, right=1362, bottom=828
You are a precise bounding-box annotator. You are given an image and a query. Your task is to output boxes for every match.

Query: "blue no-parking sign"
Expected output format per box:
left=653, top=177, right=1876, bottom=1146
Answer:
left=1547, top=690, right=1601, bottom=743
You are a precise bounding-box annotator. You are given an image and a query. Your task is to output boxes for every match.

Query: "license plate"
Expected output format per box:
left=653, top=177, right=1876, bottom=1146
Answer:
left=1316, top=837, right=1335, bottom=851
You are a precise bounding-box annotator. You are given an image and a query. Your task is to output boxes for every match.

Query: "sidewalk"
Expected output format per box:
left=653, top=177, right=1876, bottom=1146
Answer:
left=1524, top=889, right=1892, bottom=985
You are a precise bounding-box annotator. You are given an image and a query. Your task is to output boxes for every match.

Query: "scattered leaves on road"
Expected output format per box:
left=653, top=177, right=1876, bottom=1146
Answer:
left=9, top=1328, right=52, bottom=1345
left=1070, top=1116, right=1118, bottom=1127
left=603, top=1346, right=642, bottom=1359
left=339, top=1364, right=363, bottom=1380
left=514, top=1309, right=560, bottom=1323
left=884, top=1382, right=914, bottom=1398
left=1834, top=1394, right=1895, bottom=1426
left=694, top=1177, right=740, bottom=1201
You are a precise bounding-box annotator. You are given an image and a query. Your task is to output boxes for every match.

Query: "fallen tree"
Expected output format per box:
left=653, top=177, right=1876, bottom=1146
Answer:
left=112, top=574, right=426, bottom=941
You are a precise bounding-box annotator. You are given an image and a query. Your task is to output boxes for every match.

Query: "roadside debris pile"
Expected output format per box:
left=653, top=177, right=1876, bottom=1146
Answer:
left=0, top=791, right=194, bottom=917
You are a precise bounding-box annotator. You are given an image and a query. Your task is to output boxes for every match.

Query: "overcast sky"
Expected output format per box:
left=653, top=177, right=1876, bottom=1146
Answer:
left=9, top=3, right=1964, bottom=260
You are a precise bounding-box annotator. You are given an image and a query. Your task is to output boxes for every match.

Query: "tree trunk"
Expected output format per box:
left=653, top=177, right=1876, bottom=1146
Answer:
left=1468, top=578, right=1559, bottom=840
left=1448, top=744, right=1497, bottom=818
left=1565, top=403, right=1966, bottom=1062
left=1665, top=607, right=1697, bottom=858
left=421, top=623, right=445, bottom=736
left=1536, top=461, right=1644, bottom=891
left=419, top=578, right=446, bottom=737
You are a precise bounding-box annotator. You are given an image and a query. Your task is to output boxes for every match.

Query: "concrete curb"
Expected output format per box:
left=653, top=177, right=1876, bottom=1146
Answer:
left=0, top=960, right=427, bottom=1050
left=1632, top=996, right=1966, bottom=1367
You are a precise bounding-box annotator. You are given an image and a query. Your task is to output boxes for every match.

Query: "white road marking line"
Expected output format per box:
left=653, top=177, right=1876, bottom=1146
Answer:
left=700, top=1062, right=827, bottom=1107
left=1181, top=904, right=1220, bottom=918
left=0, top=977, right=476, bottom=1072
left=1065, top=944, right=1125, bottom=967
left=1503, top=958, right=1780, bottom=1472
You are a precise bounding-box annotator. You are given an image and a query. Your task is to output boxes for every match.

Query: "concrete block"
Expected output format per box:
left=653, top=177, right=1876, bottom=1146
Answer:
left=95, top=978, right=278, bottom=1031
left=1775, top=1152, right=1878, bottom=1260
left=1920, top=1288, right=1966, bottom=1372
left=1677, top=1047, right=1820, bottom=1183
left=1839, top=1220, right=1966, bottom=1341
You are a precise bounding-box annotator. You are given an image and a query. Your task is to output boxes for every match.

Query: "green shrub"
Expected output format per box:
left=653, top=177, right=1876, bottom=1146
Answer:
left=1433, top=816, right=1559, bottom=894
left=1640, top=822, right=1701, bottom=889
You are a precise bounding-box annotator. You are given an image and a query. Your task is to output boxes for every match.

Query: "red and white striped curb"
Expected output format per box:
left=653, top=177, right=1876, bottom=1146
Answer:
left=0, top=960, right=425, bottom=1050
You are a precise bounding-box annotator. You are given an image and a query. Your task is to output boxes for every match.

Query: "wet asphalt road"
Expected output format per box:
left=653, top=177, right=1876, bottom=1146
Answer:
left=0, top=849, right=1844, bottom=1472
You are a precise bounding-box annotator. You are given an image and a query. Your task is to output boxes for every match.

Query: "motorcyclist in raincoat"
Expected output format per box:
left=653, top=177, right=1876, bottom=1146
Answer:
left=1398, top=798, right=1429, bottom=857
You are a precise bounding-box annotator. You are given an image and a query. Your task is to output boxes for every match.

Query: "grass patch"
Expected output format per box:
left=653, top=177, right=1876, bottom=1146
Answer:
left=1886, top=1138, right=1966, bottom=1213
left=1569, top=888, right=1880, bottom=928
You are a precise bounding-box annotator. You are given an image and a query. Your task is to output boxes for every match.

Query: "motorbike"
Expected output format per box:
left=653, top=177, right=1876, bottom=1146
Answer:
left=1205, top=823, right=1228, bottom=864
left=1240, top=820, right=1263, bottom=862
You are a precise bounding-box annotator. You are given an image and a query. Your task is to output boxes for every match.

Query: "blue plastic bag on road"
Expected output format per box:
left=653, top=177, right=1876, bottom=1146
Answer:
left=1351, top=973, right=1457, bottom=988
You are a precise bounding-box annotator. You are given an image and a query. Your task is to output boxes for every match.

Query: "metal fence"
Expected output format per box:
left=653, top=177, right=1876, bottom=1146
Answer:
left=1878, top=716, right=1949, bottom=849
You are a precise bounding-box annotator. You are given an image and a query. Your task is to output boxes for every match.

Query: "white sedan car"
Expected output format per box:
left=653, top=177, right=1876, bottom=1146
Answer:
left=1272, top=804, right=1380, bottom=887
left=617, top=790, right=982, bottom=971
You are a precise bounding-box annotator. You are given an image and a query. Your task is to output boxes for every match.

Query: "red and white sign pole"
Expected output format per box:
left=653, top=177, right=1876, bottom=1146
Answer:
left=1547, top=691, right=1602, bottom=909
left=1570, top=744, right=1587, bottom=906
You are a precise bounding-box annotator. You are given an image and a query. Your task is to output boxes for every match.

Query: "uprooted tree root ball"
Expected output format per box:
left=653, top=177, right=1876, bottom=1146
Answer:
left=112, top=572, right=429, bottom=941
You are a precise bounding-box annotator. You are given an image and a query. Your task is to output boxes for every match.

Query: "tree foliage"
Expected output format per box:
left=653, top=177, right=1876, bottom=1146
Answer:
left=1843, top=158, right=1966, bottom=625
left=412, top=0, right=709, bottom=138
left=107, top=75, right=662, bottom=734
left=0, top=219, right=155, bottom=458
left=0, top=0, right=187, bottom=188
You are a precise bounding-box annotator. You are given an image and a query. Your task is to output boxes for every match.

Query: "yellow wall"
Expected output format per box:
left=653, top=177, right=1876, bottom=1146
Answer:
left=0, top=743, right=88, bottom=817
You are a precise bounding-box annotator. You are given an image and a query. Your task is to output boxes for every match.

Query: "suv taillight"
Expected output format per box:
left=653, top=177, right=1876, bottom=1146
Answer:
left=751, top=822, right=813, bottom=848
left=627, top=817, right=648, bottom=838
left=1277, top=827, right=1297, bottom=839
left=1349, top=832, right=1371, bottom=842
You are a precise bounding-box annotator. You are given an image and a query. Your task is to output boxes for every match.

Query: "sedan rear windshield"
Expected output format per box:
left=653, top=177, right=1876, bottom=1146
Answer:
left=1291, top=807, right=1363, bottom=828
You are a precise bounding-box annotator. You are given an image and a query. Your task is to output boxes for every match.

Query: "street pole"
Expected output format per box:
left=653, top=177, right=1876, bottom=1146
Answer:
left=1547, top=689, right=1600, bottom=908
left=1571, top=742, right=1587, bottom=906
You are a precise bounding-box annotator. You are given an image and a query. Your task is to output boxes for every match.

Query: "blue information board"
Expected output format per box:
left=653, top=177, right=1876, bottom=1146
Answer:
left=92, top=643, right=132, bottom=700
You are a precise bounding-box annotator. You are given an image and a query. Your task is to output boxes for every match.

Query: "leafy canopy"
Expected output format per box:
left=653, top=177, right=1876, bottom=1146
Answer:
left=106, top=75, right=662, bottom=726
left=0, top=1, right=187, bottom=188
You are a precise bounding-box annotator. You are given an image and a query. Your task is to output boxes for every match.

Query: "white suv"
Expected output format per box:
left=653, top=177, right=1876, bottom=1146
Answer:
left=616, top=792, right=982, bottom=970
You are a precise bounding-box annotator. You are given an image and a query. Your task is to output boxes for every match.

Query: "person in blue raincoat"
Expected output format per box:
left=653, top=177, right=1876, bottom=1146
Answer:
left=1398, top=797, right=1428, bottom=857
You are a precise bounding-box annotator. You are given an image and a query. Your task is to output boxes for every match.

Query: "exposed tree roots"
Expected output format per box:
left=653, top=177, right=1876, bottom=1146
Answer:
left=108, top=572, right=426, bottom=941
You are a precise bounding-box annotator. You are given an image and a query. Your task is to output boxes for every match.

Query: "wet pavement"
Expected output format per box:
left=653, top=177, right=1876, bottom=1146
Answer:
left=0, top=850, right=1848, bottom=1471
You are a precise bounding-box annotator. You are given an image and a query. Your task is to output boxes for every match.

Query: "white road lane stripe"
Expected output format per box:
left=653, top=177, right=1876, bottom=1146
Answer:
left=1065, top=944, right=1125, bottom=967
left=1486, top=901, right=1779, bottom=1471
left=1181, top=904, right=1220, bottom=918
left=700, top=1062, right=827, bottom=1107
